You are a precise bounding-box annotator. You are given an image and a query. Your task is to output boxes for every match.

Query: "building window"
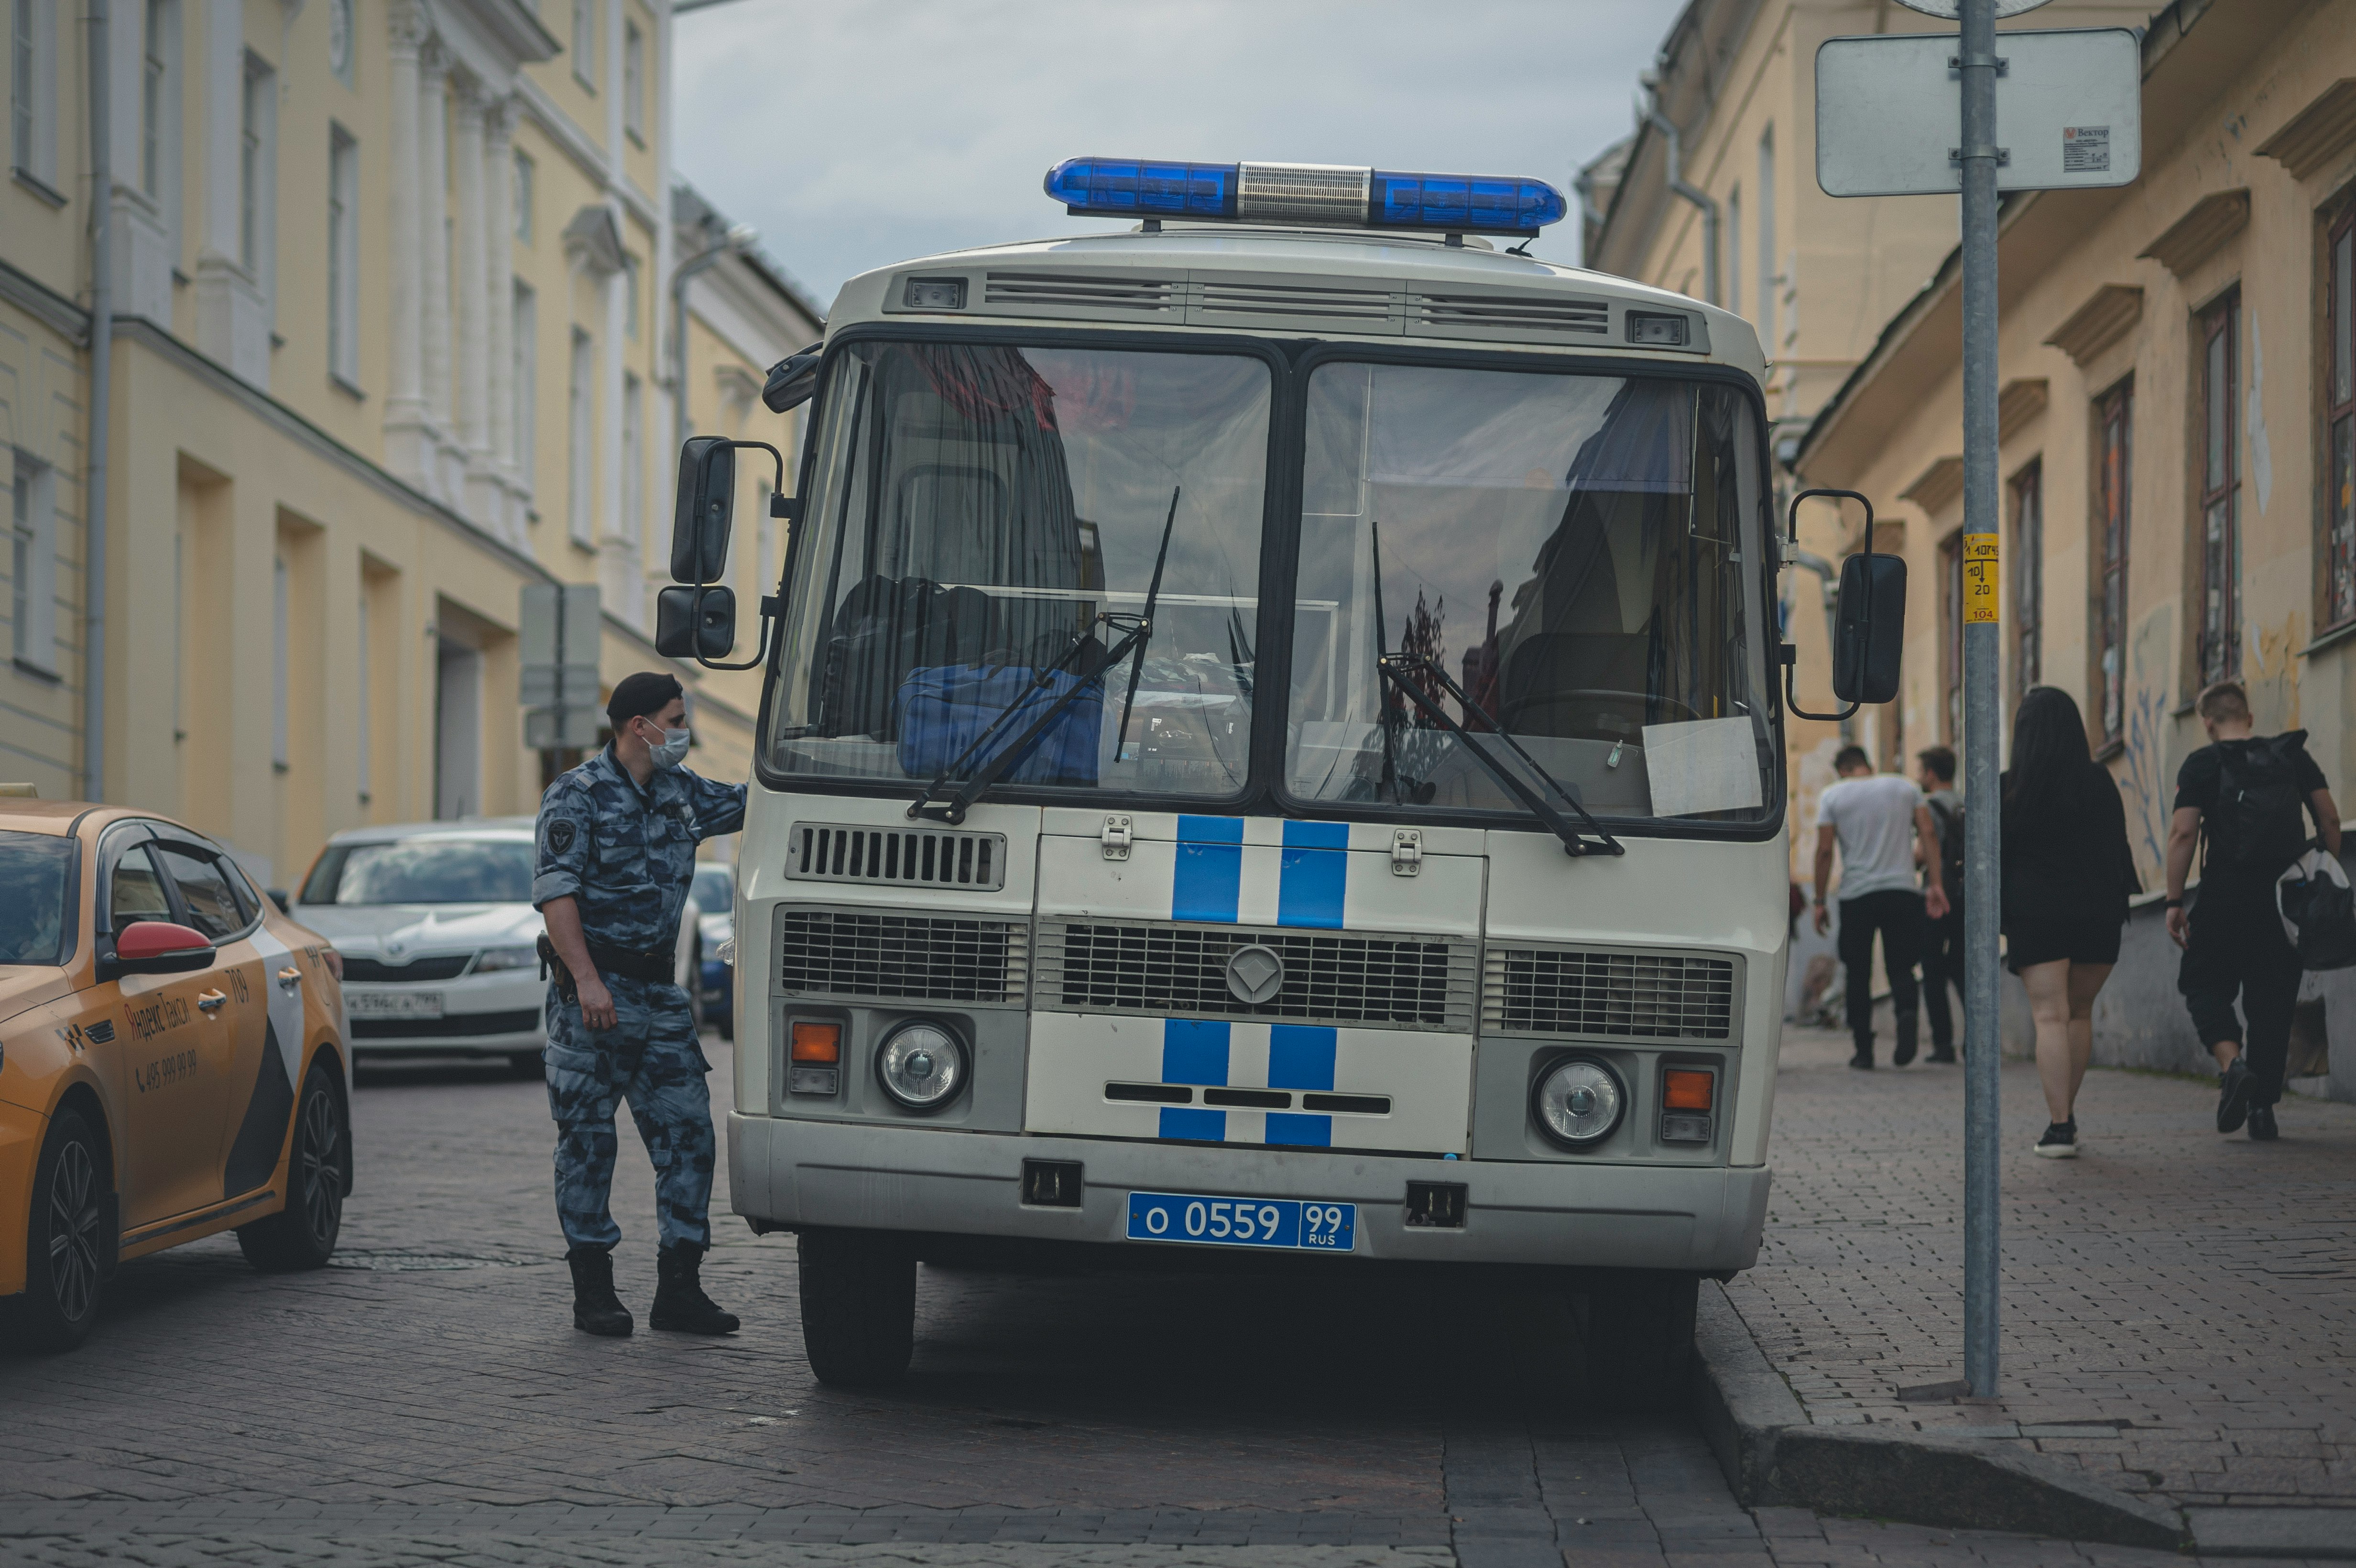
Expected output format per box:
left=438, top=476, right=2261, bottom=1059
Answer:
left=1941, top=530, right=1963, bottom=742
left=622, top=371, right=644, bottom=546
left=2200, top=292, right=2240, bottom=684
left=11, top=454, right=57, bottom=668
left=272, top=555, right=290, bottom=768
left=1725, top=186, right=1741, bottom=318
left=10, top=1, right=31, bottom=174
left=142, top=0, right=167, bottom=198
left=513, top=150, right=534, bottom=243
left=2010, top=461, right=2041, bottom=697
left=1756, top=128, right=1776, bottom=350
left=572, top=0, right=597, bottom=90
left=240, top=54, right=274, bottom=288
left=568, top=327, right=594, bottom=545
left=11, top=0, right=54, bottom=183
left=327, top=125, right=359, bottom=385
left=624, top=19, right=644, bottom=142
left=2327, top=205, right=2356, bottom=630
left=2097, top=381, right=2132, bottom=742
left=513, top=281, right=537, bottom=492
left=327, top=0, right=352, bottom=84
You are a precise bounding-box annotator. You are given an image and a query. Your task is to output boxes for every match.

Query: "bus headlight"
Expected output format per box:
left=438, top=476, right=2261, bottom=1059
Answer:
left=1533, top=1056, right=1624, bottom=1149
left=875, top=1020, right=967, bottom=1111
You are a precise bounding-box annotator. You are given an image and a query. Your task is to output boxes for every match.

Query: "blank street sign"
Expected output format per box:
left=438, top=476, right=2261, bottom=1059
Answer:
left=1816, top=28, right=2140, bottom=197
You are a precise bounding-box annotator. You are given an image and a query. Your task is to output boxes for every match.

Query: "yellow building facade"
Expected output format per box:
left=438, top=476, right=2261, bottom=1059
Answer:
left=1793, top=0, right=2356, bottom=1081
left=2, top=0, right=818, bottom=889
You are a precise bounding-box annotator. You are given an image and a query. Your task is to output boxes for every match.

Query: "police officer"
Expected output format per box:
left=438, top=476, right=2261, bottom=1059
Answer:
left=534, top=671, right=746, bottom=1336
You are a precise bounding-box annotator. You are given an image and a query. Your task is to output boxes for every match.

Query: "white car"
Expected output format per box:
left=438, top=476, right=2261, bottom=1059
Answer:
left=293, top=819, right=698, bottom=1075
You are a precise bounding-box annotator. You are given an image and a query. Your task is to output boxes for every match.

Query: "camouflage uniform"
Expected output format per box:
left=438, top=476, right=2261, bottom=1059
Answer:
left=533, top=746, right=746, bottom=1252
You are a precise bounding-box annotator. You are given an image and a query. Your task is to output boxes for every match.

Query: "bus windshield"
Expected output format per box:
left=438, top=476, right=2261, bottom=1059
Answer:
left=763, top=340, right=1272, bottom=797
left=1286, top=362, right=1772, bottom=827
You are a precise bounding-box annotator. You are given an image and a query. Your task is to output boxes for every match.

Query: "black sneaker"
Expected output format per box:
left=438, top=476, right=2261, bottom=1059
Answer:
left=2247, top=1105, right=2279, bottom=1142
left=2034, top=1120, right=2078, bottom=1158
left=1850, top=1048, right=1874, bottom=1070
left=2216, top=1057, right=2252, bottom=1133
left=1893, top=1037, right=1919, bottom=1067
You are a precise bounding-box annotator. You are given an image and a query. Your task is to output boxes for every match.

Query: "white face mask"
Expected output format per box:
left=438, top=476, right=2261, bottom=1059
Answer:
left=645, top=724, right=690, bottom=770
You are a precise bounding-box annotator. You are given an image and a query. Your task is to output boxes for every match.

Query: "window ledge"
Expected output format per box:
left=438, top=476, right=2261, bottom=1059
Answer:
left=2172, top=699, right=2198, bottom=717
left=12, top=167, right=67, bottom=208
left=11, top=656, right=61, bottom=685
left=330, top=373, right=365, bottom=401
left=2301, top=618, right=2356, bottom=659
left=2093, top=738, right=2125, bottom=763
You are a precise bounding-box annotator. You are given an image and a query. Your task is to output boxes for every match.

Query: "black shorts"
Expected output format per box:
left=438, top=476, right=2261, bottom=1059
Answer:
left=2003, top=915, right=2123, bottom=973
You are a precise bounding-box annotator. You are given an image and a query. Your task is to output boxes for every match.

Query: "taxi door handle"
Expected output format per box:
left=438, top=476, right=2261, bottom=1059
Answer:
left=277, top=967, right=303, bottom=990
left=196, top=990, right=229, bottom=1013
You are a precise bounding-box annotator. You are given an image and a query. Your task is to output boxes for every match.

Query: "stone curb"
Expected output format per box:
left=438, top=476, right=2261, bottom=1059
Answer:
left=1687, top=1282, right=2185, bottom=1552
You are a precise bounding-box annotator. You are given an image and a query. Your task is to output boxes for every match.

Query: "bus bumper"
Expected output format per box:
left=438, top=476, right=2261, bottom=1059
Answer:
left=727, top=1112, right=1770, bottom=1274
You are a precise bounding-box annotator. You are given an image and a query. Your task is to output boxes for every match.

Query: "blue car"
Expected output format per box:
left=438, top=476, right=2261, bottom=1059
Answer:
left=691, top=863, right=734, bottom=1040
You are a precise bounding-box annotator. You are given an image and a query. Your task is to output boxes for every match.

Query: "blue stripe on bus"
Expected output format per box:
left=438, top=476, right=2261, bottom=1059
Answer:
left=1173, top=817, right=1243, bottom=923
left=1276, top=820, right=1348, bottom=929
left=1265, top=1112, right=1333, bottom=1148
left=1161, top=1018, right=1231, bottom=1086
left=1266, top=1025, right=1338, bottom=1091
left=1159, top=1107, right=1227, bottom=1142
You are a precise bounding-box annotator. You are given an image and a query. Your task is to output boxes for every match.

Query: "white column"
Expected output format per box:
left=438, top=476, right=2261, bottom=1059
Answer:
left=383, top=2, right=428, bottom=468
left=418, top=45, right=452, bottom=436
left=483, top=98, right=518, bottom=537
left=452, top=79, right=488, bottom=455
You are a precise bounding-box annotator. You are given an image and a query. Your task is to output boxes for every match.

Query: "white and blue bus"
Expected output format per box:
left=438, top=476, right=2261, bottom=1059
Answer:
left=657, top=158, right=1899, bottom=1397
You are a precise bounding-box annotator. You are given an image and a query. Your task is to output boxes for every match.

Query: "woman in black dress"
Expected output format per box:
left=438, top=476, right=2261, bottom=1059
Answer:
left=2001, top=686, right=2139, bottom=1157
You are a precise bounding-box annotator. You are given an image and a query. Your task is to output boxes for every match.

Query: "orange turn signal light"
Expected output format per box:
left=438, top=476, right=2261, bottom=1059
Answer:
left=790, top=1022, right=842, bottom=1064
left=1663, top=1068, right=1715, bottom=1111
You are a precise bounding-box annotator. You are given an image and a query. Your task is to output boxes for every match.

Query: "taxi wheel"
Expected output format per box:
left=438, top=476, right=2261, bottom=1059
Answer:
left=19, top=1109, right=108, bottom=1352
left=796, top=1229, right=915, bottom=1388
left=236, top=1064, right=347, bottom=1273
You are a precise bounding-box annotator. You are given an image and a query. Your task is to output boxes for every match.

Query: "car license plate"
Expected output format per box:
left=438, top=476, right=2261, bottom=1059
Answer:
left=345, top=990, right=444, bottom=1020
left=1125, top=1191, right=1355, bottom=1252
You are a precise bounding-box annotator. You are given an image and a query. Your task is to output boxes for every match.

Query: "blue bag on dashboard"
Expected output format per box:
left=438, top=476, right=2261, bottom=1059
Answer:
left=896, top=664, right=1103, bottom=786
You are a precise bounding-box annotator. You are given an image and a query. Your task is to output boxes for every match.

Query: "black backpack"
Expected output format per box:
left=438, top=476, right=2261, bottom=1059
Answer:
left=1929, top=795, right=1966, bottom=894
left=2208, top=733, right=2313, bottom=881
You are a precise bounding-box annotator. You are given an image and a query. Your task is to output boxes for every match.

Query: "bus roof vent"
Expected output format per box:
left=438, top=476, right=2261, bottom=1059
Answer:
left=1188, top=273, right=1403, bottom=333
left=1482, top=947, right=1736, bottom=1041
left=788, top=823, right=1007, bottom=893
left=1407, top=288, right=1611, bottom=344
left=980, top=270, right=1185, bottom=321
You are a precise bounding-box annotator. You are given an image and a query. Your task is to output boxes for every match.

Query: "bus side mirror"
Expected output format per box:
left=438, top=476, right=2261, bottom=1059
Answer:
left=762, top=348, right=821, bottom=413
left=1832, top=554, right=1906, bottom=705
left=671, top=435, right=734, bottom=585
left=656, top=585, right=737, bottom=661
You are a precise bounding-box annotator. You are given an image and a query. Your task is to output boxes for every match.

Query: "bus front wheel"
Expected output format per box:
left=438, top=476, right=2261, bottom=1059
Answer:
left=796, top=1229, right=915, bottom=1388
left=1582, top=1271, right=1698, bottom=1410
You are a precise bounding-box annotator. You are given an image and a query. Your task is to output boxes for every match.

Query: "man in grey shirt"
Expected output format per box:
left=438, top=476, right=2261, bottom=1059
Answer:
left=1813, top=745, right=1951, bottom=1069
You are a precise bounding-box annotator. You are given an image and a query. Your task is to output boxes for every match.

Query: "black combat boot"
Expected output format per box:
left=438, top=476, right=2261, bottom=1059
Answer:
left=567, top=1246, right=633, bottom=1337
left=651, top=1242, right=740, bottom=1335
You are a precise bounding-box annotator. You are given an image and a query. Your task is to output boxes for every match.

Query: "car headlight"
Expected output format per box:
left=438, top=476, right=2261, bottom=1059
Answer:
left=874, top=1019, right=966, bottom=1111
left=471, top=946, right=539, bottom=973
left=1532, top=1056, right=1625, bottom=1149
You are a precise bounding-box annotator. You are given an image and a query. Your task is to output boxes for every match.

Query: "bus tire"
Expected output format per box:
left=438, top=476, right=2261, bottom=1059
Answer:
left=796, top=1229, right=915, bottom=1388
left=1583, top=1271, right=1697, bottom=1410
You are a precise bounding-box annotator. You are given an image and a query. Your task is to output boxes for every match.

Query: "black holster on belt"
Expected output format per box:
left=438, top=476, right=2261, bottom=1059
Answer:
left=536, top=933, right=578, bottom=1004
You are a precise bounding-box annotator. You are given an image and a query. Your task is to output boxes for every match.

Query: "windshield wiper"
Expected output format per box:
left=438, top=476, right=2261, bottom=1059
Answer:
left=1363, top=523, right=1620, bottom=857
left=907, top=488, right=1180, bottom=826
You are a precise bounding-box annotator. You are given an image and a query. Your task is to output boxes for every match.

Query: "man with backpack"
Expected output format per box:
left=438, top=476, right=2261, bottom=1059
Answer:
left=1916, top=746, right=1965, bottom=1064
left=2165, top=681, right=2342, bottom=1141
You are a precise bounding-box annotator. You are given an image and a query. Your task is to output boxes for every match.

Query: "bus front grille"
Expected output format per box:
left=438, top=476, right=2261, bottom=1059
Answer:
left=1482, top=947, right=1736, bottom=1040
left=775, top=910, right=1027, bottom=1006
left=1038, top=919, right=1475, bottom=1031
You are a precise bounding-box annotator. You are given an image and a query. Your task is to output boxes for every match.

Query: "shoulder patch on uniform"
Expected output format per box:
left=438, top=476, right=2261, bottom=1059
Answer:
left=548, top=820, right=576, bottom=853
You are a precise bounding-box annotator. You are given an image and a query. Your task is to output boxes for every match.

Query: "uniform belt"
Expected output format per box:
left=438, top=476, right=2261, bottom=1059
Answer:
left=585, top=941, right=678, bottom=986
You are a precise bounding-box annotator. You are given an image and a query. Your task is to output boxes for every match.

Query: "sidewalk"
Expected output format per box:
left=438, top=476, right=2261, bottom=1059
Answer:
left=1728, top=1024, right=2356, bottom=1525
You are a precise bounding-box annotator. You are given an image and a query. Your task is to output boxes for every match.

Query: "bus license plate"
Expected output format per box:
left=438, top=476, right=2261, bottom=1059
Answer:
left=1125, top=1192, right=1355, bottom=1252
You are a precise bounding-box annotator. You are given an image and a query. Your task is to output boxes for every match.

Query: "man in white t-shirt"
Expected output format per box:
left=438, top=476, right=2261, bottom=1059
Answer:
left=1812, top=745, right=1951, bottom=1069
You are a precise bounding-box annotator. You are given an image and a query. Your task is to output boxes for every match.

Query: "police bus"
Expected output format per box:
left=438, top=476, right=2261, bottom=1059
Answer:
left=656, top=158, right=1900, bottom=1396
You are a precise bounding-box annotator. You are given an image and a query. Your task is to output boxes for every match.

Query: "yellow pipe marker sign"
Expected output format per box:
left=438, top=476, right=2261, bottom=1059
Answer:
left=1963, top=533, right=2000, bottom=623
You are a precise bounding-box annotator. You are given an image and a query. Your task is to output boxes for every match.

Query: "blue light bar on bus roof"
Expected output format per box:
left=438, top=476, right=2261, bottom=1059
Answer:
left=1043, top=157, right=1568, bottom=235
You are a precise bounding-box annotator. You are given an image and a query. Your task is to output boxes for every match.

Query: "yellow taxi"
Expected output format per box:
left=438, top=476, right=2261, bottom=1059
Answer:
left=0, top=799, right=351, bottom=1350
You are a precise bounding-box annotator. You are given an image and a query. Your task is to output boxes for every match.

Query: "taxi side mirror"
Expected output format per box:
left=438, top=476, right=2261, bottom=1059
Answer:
left=104, top=920, right=217, bottom=979
left=670, top=436, right=734, bottom=586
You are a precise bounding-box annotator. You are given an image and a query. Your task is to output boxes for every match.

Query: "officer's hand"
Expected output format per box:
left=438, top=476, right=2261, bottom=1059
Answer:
left=578, top=974, right=618, bottom=1032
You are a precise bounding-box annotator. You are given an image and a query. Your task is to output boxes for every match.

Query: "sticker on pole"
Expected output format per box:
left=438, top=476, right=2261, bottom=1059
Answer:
left=1815, top=29, right=2141, bottom=197
left=1964, top=534, right=2000, bottom=624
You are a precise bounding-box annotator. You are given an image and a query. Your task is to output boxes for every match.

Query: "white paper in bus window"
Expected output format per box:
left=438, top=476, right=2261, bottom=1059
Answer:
left=1641, top=718, right=1764, bottom=817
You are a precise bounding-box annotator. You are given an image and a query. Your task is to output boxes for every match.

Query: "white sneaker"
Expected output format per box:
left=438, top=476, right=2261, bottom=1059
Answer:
left=2033, top=1121, right=2079, bottom=1158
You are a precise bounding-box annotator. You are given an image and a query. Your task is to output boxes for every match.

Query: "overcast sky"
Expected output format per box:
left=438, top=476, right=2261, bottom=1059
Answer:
left=672, top=0, right=1674, bottom=313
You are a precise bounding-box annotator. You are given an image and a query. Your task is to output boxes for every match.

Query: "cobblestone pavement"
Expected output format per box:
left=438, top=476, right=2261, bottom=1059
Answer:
left=1729, top=1026, right=2356, bottom=1518
left=3, top=1038, right=2344, bottom=1566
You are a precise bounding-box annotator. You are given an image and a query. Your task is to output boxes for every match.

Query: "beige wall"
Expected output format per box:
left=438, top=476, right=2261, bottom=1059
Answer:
left=1796, top=0, right=2356, bottom=888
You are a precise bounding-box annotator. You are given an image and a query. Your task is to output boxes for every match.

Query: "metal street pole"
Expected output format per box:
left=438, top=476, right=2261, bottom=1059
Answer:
left=1958, top=0, right=2004, bottom=1398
